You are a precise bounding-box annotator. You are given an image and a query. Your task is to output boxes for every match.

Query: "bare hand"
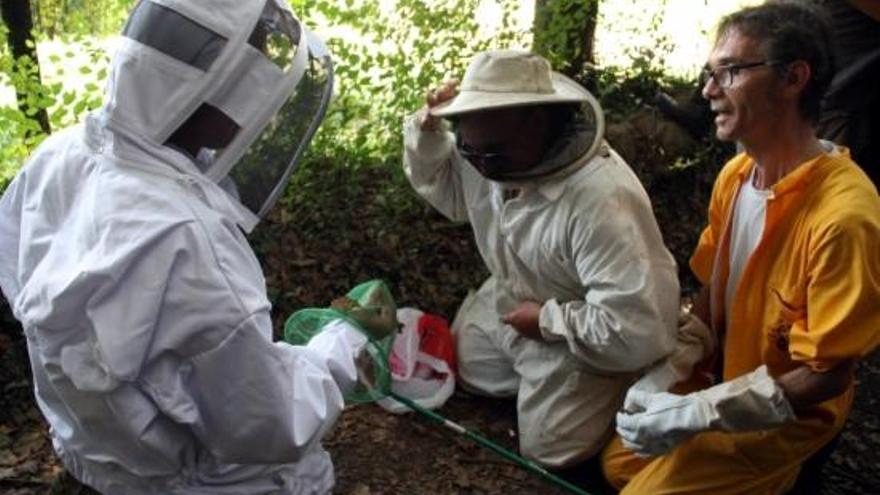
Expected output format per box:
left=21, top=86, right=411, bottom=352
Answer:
left=502, top=301, right=543, bottom=340
left=418, top=79, right=459, bottom=131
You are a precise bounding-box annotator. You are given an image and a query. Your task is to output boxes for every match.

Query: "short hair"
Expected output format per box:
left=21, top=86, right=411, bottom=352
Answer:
left=716, top=1, right=835, bottom=123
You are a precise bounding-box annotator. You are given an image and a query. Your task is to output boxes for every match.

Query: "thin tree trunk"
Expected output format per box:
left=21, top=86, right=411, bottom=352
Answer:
left=32, top=0, right=42, bottom=33
left=60, top=0, right=69, bottom=36
left=1, top=0, right=51, bottom=134
left=532, top=0, right=599, bottom=77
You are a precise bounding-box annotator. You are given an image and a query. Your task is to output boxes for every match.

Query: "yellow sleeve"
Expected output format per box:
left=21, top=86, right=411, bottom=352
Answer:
left=690, top=229, right=718, bottom=287
left=689, top=227, right=716, bottom=287
left=689, top=157, right=745, bottom=286
left=789, top=215, right=880, bottom=371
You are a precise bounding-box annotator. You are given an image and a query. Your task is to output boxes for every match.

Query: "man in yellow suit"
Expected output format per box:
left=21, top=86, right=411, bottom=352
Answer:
left=603, top=2, right=880, bottom=494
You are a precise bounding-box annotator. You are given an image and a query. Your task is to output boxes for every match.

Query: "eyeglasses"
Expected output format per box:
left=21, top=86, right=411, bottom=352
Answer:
left=453, top=126, right=512, bottom=169
left=456, top=143, right=510, bottom=168
left=701, top=60, right=784, bottom=88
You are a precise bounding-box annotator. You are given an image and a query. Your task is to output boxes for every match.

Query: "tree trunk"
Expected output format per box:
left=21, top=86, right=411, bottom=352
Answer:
left=1, top=0, right=51, bottom=134
left=532, top=0, right=599, bottom=78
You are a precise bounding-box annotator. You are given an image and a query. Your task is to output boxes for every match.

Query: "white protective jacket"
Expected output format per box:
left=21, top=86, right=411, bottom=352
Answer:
left=403, top=114, right=679, bottom=373
left=0, top=2, right=360, bottom=494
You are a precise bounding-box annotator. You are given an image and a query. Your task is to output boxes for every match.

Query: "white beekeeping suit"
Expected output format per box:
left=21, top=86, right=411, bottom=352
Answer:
left=0, top=1, right=361, bottom=493
left=402, top=50, right=683, bottom=467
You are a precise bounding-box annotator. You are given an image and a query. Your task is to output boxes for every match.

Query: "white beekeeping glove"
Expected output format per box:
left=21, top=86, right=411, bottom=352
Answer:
left=616, top=365, right=795, bottom=456
left=630, top=311, right=715, bottom=394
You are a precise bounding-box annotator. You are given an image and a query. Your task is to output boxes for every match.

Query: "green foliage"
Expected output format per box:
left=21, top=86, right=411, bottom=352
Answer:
left=578, top=55, right=672, bottom=123
left=0, top=0, right=690, bottom=198
left=292, top=0, right=527, bottom=169
left=576, top=1, right=683, bottom=122
left=0, top=54, right=46, bottom=181
left=0, top=0, right=123, bottom=191
left=282, top=0, right=530, bottom=212
left=532, top=0, right=597, bottom=75
left=0, top=34, right=109, bottom=184
left=32, top=0, right=133, bottom=38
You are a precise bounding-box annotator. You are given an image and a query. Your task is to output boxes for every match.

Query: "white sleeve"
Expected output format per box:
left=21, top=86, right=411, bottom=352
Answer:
left=0, top=170, right=24, bottom=300
left=629, top=312, right=716, bottom=393
left=538, top=186, right=679, bottom=373
left=401, top=111, right=470, bottom=223
left=174, top=313, right=366, bottom=464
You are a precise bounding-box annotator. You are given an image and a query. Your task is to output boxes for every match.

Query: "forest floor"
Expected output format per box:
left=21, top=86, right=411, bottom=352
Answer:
left=1, top=107, right=878, bottom=494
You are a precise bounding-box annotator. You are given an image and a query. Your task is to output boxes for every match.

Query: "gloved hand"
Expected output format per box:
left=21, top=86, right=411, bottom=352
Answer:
left=617, top=365, right=795, bottom=456
left=330, top=296, right=398, bottom=340
left=630, top=311, right=715, bottom=393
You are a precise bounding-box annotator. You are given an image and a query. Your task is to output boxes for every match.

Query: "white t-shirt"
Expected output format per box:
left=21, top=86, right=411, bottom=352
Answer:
left=726, top=168, right=771, bottom=318
left=725, top=141, right=840, bottom=318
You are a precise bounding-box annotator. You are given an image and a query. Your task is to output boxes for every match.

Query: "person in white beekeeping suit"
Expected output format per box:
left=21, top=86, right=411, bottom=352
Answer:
left=402, top=50, right=714, bottom=485
left=0, top=1, right=388, bottom=493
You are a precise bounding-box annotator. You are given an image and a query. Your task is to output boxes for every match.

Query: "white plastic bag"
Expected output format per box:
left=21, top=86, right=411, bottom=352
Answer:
left=377, top=307, right=456, bottom=413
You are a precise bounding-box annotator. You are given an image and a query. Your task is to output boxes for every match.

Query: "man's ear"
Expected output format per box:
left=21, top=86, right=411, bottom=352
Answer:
left=784, top=60, right=812, bottom=94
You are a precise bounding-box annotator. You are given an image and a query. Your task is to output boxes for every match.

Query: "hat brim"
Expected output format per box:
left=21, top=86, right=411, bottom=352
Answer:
left=430, top=72, right=592, bottom=118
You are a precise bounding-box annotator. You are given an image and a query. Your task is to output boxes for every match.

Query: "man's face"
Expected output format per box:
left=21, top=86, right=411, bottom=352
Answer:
left=701, top=30, right=785, bottom=145
left=455, top=106, right=549, bottom=180
left=194, top=104, right=242, bottom=150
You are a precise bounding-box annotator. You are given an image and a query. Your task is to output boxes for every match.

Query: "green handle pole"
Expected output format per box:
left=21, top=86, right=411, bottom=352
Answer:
left=388, top=391, right=593, bottom=495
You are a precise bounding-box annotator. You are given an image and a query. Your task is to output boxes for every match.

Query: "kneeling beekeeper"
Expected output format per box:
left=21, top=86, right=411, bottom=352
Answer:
left=402, top=49, right=713, bottom=480
left=0, top=0, right=389, bottom=493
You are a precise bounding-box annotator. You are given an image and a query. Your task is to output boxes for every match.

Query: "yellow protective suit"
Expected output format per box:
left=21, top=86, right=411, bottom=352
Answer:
left=603, top=146, right=880, bottom=494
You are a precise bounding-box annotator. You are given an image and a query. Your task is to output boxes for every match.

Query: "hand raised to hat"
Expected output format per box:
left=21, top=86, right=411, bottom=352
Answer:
left=418, top=79, right=459, bottom=132
left=502, top=301, right=544, bottom=340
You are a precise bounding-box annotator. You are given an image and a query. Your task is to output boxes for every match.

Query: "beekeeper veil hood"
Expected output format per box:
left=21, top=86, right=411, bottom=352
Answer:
left=430, top=50, right=603, bottom=183
left=104, top=0, right=334, bottom=231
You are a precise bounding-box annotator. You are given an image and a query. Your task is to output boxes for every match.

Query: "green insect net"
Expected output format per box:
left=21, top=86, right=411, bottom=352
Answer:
left=283, top=280, right=397, bottom=403
left=283, top=280, right=592, bottom=495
